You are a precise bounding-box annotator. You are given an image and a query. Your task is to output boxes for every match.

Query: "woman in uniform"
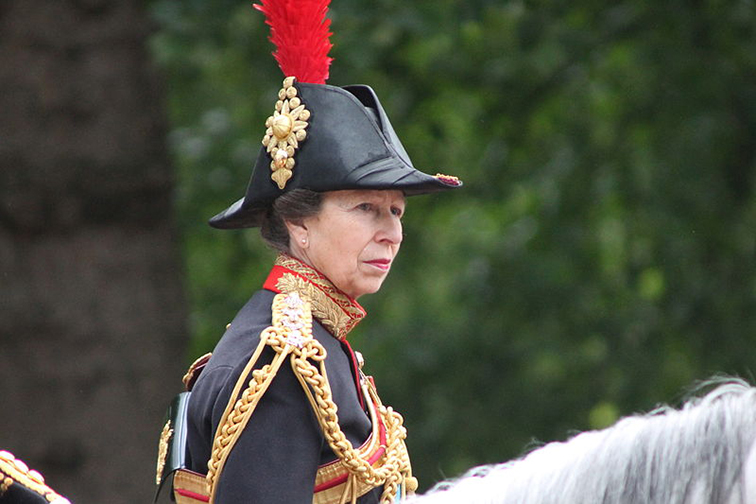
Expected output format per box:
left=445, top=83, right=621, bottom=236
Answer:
left=179, top=2, right=462, bottom=503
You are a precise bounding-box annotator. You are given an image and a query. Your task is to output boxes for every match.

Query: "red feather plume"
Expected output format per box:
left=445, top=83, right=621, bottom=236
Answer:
left=253, top=0, right=333, bottom=85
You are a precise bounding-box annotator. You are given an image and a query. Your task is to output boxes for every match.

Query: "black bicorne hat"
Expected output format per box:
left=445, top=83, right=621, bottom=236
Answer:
left=209, top=2, right=462, bottom=230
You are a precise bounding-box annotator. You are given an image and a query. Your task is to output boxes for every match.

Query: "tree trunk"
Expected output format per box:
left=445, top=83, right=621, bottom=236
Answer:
left=0, top=1, right=187, bottom=502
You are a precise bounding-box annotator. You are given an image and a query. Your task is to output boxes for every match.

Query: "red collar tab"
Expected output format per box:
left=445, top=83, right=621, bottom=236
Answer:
left=263, top=254, right=366, bottom=340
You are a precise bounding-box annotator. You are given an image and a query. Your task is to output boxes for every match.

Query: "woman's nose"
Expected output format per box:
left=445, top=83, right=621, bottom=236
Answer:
left=377, top=214, right=403, bottom=244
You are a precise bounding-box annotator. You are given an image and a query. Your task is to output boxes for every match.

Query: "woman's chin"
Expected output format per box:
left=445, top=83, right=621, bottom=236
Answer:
left=347, top=278, right=389, bottom=300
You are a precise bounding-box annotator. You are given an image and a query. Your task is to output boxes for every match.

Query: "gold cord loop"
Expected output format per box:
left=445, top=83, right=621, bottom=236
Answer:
left=206, top=292, right=414, bottom=503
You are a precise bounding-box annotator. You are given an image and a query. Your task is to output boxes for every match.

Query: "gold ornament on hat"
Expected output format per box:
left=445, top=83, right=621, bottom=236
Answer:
left=261, top=76, right=311, bottom=190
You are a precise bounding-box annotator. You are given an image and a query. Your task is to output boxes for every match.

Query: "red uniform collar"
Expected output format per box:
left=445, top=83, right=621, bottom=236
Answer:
left=263, top=254, right=366, bottom=340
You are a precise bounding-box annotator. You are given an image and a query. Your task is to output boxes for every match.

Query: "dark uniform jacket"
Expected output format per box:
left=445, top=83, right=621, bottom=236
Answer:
left=186, top=256, right=384, bottom=503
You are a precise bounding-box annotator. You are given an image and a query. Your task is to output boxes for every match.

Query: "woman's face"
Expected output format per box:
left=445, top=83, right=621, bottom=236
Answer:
left=288, top=189, right=405, bottom=299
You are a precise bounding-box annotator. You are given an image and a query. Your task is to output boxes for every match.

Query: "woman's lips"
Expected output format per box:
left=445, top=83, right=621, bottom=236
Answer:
left=364, top=259, right=391, bottom=271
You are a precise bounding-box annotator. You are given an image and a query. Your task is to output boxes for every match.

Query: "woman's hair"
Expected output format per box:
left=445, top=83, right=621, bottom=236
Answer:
left=260, top=188, right=323, bottom=253
left=410, top=378, right=756, bottom=504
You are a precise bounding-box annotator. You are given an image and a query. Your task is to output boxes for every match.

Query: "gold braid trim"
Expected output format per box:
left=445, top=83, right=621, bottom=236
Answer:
left=205, top=291, right=415, bottom=504
left=0, top=451, right=69, bottom=503
left=298, top=363, right=417, bottom=504
left=206, top=292, right=317, bottom=503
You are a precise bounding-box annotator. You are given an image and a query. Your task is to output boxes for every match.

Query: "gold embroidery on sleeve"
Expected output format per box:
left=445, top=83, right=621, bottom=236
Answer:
left=156, top=420, right=174, bottom=485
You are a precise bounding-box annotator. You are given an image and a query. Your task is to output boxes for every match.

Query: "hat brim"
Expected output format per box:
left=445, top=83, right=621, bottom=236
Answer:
left=208, top=159, right=461, bottom=230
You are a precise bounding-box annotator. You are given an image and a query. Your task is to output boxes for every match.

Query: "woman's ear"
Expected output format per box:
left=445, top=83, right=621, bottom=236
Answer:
left=285, top=220, right=309, bottom=249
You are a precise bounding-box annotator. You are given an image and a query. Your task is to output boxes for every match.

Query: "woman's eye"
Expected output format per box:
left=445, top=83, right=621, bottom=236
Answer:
left=391, top=207, right=404, bottom=218
left=357, top=203, right=372, bottom=212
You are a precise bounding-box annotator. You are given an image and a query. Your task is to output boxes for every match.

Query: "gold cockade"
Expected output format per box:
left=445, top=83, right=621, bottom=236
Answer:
left=261, top=77, right=311, bottom=190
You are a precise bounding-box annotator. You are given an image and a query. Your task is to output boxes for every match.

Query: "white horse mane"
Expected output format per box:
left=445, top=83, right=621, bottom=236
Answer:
left=410, top=379, right=756, bottom=504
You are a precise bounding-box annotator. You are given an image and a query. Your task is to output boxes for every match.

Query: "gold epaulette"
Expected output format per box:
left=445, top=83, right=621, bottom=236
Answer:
left=0, top=451, right=70, bottom=503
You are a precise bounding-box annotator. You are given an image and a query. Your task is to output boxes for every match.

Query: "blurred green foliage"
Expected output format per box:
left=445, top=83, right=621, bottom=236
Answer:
left=149, top=0, right=756, bottom=489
